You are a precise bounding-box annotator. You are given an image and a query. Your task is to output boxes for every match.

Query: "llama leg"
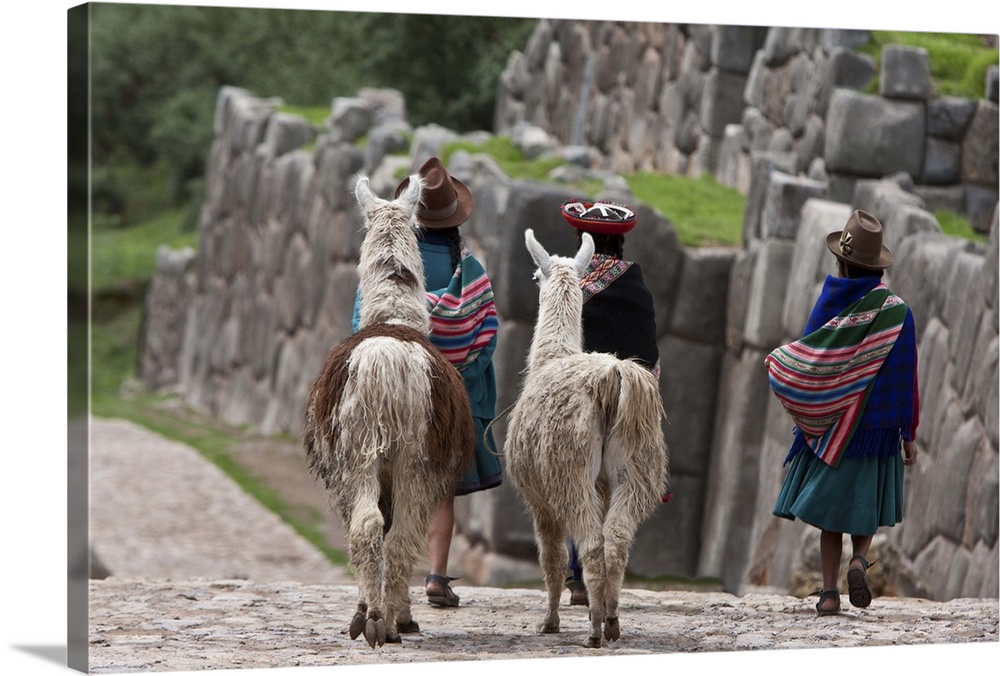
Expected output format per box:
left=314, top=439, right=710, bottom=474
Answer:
left=381, top=479, right=435, bottom=643
left=600, top=494, right=641, bottom=642
left=348, top=479, right=387, bottom=648
left=532, top=508, right=567, bottom=634
left=577, top=516, right=607, bottom=648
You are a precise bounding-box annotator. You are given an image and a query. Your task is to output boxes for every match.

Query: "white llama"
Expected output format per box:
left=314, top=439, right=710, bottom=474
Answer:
left=303, top=175, right=475, bottom=648
left=506, top=229, right=668, bottom=649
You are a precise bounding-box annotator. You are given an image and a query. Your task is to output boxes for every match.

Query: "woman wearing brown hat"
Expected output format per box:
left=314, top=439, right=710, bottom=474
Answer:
left=352, top=157, right=502, bottom=609
left=559, top=198, right=665, bottom=606
left=767, top=209, right=919, bottom=616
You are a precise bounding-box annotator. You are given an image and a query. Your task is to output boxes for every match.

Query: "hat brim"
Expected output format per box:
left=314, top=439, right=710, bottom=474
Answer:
left=395, top=174, right=473, bottom=229
left=560, top=201, right=637, bottom=235
left=825, top=231, right=894, bottom=270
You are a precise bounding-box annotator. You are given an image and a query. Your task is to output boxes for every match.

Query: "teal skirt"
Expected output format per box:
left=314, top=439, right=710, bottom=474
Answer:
left=456, top=417, right=503, bottom=496
left=773, top=444, right=904, bottom=535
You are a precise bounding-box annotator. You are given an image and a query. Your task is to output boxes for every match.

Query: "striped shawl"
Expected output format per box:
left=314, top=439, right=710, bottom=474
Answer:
left=426, top=248, right=499, bottom=372
left=765, top=281, right=909, bottom=467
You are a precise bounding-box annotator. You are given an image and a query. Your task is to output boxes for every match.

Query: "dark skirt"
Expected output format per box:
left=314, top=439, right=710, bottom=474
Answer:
left=456, top=417, right=503, bottom=496
left=772, top=443, right=904, bottom=535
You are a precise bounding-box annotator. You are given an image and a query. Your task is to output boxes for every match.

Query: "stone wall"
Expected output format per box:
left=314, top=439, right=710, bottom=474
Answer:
left=495, top=21, right=998, bottom=235
left=140, top=20, right=999, bottom=601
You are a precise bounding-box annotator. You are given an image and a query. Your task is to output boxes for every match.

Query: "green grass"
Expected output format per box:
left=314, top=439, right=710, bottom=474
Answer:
left=627, top=172, right=746, bottom=248
left=936, top=209, right=989, bottom=243
left=861, top=32, right=998, bottom=99
left=92, top=207, right=198, bottom=291
left=278, top=104, right=329, bottom=128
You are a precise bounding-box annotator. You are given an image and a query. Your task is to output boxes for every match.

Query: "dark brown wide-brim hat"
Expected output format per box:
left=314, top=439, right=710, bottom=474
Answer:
left=394, top=156, right=473, bottom=229
left=825, top=209, right=895, bottom=270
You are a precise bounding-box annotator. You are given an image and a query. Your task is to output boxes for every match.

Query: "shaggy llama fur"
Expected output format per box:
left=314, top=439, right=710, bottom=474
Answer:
left=303, top=175, right=474, bottom=648
left=505, top=229, right=669, bottom=649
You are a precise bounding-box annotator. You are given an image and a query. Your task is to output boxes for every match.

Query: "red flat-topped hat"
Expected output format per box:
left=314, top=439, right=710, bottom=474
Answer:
left=394, top=156, right=473, bottom=229
left=560, top=198, right=637, bottom=235
left=826, top=209, right=894, bottom=270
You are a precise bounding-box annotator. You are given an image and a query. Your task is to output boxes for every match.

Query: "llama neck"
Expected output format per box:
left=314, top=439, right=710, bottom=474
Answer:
left=527, top=278, right=583, bottom=370
left=357, top=229, right=430, bottom=335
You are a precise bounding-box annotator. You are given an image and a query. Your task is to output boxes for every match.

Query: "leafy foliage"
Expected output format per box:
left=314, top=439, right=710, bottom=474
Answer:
left=90, top=4, right=535, bottom=222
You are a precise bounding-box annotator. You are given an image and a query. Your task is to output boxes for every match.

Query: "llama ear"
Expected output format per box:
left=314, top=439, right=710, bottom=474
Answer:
left=575, top=232, right=595, bottom=275
left=524, top=229, right=552, bottom=276
left=354, top=174, right=372, bottom=205
left=354, top=174, right=373, bottom=225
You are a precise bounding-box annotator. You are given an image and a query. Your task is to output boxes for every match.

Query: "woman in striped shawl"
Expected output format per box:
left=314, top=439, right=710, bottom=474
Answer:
left=768, top=210, right=919, bottom=617
left=352, top=157, right=501, bottom=609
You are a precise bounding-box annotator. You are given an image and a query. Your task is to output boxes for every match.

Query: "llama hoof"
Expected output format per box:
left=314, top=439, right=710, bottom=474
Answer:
left=364, top=617, right=386, bottom=648
left=538, top=620, right=560, bottom=634
left=384, top=633, right=402, bottom=644
left=603, top=617, right=620, bottom=642
left=349, top=612, right=365, bottom=640
left=396, top=618, right=420, bottom=634
left=585, top=635, right=603, bottom=649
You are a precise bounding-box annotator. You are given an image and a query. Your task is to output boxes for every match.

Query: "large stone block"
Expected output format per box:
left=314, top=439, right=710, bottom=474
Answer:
left=697, top=348, right=771, bottom=585
left=700, top=67, right=749, bottom=139
left=825, top=89, right=926, bottom=178
left=963, top=438, right=999, bottom=550
left=667, top=247, right=736, bottom=343
left=141, top=247, right=198, bottom=391
left=659, top=335, right=724, bottom=475
left=927, top=409, right=980, bottom=544
left=494, top=182, right=579, bottom=322
left=818, top=47, right=875, bottom=114
left=629, top=474, right=705, bottom=579
left=781, top=199, right=848, bottom=339
left=912, top=535, right=959, bottom=602
left=262, top=113, right=316, bottom=159
left=881, top=204, right=943, bottom=261
left=927, top=96, right=977, bottom=141
left=942, top=250, right=986, bottom=396
left=742, top=152, right=797, bottom=244
left=891, top=232, right=969, bottom=337
left=923, top=137, right=962, bottom=185
left=961, top=100, right=1000, bottom=186
left=710, top=24, right=767, bottom=74
left=743, top=238, right=795, bottom=350
left=965, top=183, right=1000, bottom=235
left=879, top=45, right=931, bottom=100
left=760, top=172, right=828, bottom=240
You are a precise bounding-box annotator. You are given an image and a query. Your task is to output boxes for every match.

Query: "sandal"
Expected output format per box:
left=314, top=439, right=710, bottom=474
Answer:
left=425, top=573, right=460, bottom=608
left=847, top=555, right=876, bottom=608
left=565, top=577, right=589, bottom=607
left=812, top=589, right=841, bottom=616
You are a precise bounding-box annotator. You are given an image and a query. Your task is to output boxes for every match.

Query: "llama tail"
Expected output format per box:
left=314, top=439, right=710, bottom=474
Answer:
left=610, top=361, right=669, bottom=492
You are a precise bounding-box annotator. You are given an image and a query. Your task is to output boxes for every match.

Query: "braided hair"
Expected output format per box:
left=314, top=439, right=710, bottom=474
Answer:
left=577, top=231, right=625, bottom=259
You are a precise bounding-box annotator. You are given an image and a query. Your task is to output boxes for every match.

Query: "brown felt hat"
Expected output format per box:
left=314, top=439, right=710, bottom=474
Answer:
left=394, top=156, right=473, bottom=229
left=825, top=209, right=894, bottom=270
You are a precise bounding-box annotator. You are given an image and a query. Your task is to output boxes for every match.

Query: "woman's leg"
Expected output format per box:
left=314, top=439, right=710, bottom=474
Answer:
left=427, top=495, right=454, bottom=580
left=847, top=532, right=875, bottom=608
left=818, top=529, right=843, bottom=613
left=850, top=534, right=873, bottom=564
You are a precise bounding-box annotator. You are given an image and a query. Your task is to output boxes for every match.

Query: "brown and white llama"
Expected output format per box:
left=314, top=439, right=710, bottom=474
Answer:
left=303, top=175, right=474, bottom=648
left=505, top=229, right=669, bottom=649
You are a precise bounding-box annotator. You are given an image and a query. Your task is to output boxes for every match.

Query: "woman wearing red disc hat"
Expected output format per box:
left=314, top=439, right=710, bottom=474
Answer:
left=559, top=198, right=664, bottom=607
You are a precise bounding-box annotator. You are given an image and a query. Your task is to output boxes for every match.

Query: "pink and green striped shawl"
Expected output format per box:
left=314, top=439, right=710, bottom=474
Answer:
left=426, top=248, right=499, bottom=372
left=764, top=283, right=908, bottom=467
